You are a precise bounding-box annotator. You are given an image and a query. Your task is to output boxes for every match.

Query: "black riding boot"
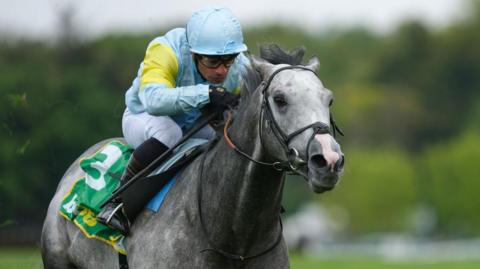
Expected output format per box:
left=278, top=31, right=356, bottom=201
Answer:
left=96, top=155, right=142, bottom=235
left=97, top=138, right=169, bottom=235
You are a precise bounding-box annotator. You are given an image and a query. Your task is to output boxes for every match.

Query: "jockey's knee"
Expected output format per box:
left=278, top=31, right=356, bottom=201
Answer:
left=150, top=119, right=182, bottom=148
left=123, top=112, right=182, bottom=149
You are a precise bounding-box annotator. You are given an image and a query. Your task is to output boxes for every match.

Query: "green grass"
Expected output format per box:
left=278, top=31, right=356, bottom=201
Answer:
left=1, top=248, right=480, bottom=269
left=290, top=254, right=480, bottom=269
left=0, top=248, right=43, bottom=269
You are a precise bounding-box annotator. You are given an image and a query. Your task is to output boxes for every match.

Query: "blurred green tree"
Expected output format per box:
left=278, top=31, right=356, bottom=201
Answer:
left=319, top=147, right=417, bottom=234
left=422, top=131, right=480, bottom=236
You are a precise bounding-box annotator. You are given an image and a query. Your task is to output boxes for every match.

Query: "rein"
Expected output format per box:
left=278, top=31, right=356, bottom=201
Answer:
left=224, top=112, right=289, bottom=170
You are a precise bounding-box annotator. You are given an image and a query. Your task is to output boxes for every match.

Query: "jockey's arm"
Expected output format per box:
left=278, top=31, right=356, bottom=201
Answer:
left=138, top=42, right=210, bottom=116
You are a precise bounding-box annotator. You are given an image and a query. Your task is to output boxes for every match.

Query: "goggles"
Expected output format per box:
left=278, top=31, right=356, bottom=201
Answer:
left=196, top=54, right=239, bottom=69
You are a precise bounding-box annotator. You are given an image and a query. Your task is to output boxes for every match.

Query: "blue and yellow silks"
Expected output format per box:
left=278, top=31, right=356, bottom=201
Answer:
left=125, top=28, right=250, bottom=132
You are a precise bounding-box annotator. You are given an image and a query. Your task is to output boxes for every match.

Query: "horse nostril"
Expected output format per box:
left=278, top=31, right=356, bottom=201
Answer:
left=311, top=154, right=327, bottom=168
left=334, top=155, right=345, bottom=171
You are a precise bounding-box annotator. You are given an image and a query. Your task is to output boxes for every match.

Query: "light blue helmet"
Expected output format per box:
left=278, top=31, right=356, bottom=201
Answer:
left=186, top=7, right=248, bottom=55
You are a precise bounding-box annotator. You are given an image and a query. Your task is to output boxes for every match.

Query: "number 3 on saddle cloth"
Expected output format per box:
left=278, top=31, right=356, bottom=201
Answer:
left=59, top=138, right=208, bottom=254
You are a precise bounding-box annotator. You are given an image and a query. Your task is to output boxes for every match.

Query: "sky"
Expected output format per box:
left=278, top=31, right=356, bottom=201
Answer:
left=0, top=0, right=470, bottom=41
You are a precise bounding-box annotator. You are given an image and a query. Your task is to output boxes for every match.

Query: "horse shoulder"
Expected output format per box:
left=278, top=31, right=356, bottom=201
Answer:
left=126, top=157, right=204, bottom=267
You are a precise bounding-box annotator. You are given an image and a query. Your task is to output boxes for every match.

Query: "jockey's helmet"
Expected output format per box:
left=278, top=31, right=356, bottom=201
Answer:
left=186, top=7, right=248, bottom=55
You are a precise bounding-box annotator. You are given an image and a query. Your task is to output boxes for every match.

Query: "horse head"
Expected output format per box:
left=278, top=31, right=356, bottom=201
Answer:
left=248, top=47, right=345, bottom=193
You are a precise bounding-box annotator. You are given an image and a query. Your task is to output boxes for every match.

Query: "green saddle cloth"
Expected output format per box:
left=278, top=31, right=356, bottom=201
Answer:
left=59, top=140, right=132, bottom=254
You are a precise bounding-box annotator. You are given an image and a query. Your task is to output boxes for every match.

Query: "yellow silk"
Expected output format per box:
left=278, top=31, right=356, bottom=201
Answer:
left=140, top=42, right=179, bottom=89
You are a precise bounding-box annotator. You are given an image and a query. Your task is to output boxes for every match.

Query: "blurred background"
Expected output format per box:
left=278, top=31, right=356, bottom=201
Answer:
left=1, top=0, right=480, bottom=268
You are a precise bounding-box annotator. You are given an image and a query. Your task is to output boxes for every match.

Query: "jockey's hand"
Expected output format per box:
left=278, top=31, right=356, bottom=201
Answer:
left=208, top=86, right=240, bottom=109
left=201, top=105, right=225, bottom=131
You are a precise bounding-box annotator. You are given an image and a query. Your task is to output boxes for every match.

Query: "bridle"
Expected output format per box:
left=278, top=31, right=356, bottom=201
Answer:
left=198, top=65, right=343, bottom=262
left=224, top=65, right=343, bottom=176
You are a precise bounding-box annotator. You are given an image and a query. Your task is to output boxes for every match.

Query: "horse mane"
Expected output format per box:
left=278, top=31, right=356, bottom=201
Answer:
left=238, top=43, right=306, bottom=109
left=259, top=43, right=306, bottom=66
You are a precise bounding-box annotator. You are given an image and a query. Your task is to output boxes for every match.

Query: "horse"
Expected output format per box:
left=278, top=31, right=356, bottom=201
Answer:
left=41, top=44, right=345, bottom=269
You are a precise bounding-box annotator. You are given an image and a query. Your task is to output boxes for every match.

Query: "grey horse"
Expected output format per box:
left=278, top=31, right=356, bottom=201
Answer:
left=41, top=45, right=345, bottom=269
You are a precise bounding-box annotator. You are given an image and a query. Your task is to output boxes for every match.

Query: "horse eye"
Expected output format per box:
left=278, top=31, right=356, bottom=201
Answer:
left=273, top=96, right=287, bottom=107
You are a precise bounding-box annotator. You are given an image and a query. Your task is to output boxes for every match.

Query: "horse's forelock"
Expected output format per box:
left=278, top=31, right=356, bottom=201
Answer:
left=260, top=43, right=306, bottom=66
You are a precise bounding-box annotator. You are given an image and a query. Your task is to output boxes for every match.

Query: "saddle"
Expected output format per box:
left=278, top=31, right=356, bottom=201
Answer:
left=121, top=139, right=209, bottom=220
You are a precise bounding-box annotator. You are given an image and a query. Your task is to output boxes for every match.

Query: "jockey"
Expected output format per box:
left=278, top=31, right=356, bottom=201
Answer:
left=97, top=6, right=249, bottom=235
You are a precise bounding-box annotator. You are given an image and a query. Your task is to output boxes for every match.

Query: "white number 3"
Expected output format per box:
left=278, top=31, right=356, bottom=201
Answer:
left=85, top=144, right=122, bottom=191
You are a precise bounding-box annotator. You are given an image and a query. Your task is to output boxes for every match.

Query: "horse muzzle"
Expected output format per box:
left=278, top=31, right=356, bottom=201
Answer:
left=307, top=134, right=345, bottom=193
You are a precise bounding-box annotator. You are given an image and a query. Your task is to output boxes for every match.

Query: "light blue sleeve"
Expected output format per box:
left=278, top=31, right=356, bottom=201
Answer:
left=138, top=83, right=210, bottom=116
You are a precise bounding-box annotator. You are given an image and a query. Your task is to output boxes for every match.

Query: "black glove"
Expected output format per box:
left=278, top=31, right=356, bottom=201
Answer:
left=208, top=86, right=240, bottom=109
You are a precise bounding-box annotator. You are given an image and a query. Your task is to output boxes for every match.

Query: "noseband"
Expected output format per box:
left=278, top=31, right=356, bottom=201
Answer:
left=224, top=65, right=343, bottom=175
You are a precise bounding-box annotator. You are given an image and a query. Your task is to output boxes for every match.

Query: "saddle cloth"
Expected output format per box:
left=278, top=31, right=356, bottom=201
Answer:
left=59, top=138, right=208, bottom=254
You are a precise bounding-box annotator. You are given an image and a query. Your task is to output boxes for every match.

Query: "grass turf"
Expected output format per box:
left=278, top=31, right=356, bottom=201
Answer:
left=1, top=248, right=479, bottom=269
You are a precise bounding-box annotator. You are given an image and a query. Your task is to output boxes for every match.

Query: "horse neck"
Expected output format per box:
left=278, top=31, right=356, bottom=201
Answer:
left=200, top=96, right=284, bottom=252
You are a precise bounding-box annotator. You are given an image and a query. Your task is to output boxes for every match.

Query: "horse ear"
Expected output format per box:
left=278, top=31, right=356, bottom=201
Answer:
left=306, top=56, right=320, bottom=71
left=251, top=55, right=274, bottom=77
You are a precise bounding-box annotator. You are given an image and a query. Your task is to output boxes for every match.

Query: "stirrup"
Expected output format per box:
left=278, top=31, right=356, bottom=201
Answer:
left=97, top=202, right=131, bottom=235
left=106, top=203, right=124, bottom=224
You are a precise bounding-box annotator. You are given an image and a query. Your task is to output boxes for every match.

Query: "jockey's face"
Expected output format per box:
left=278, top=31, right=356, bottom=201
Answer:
left=194, top=54, right=238, bottom=84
